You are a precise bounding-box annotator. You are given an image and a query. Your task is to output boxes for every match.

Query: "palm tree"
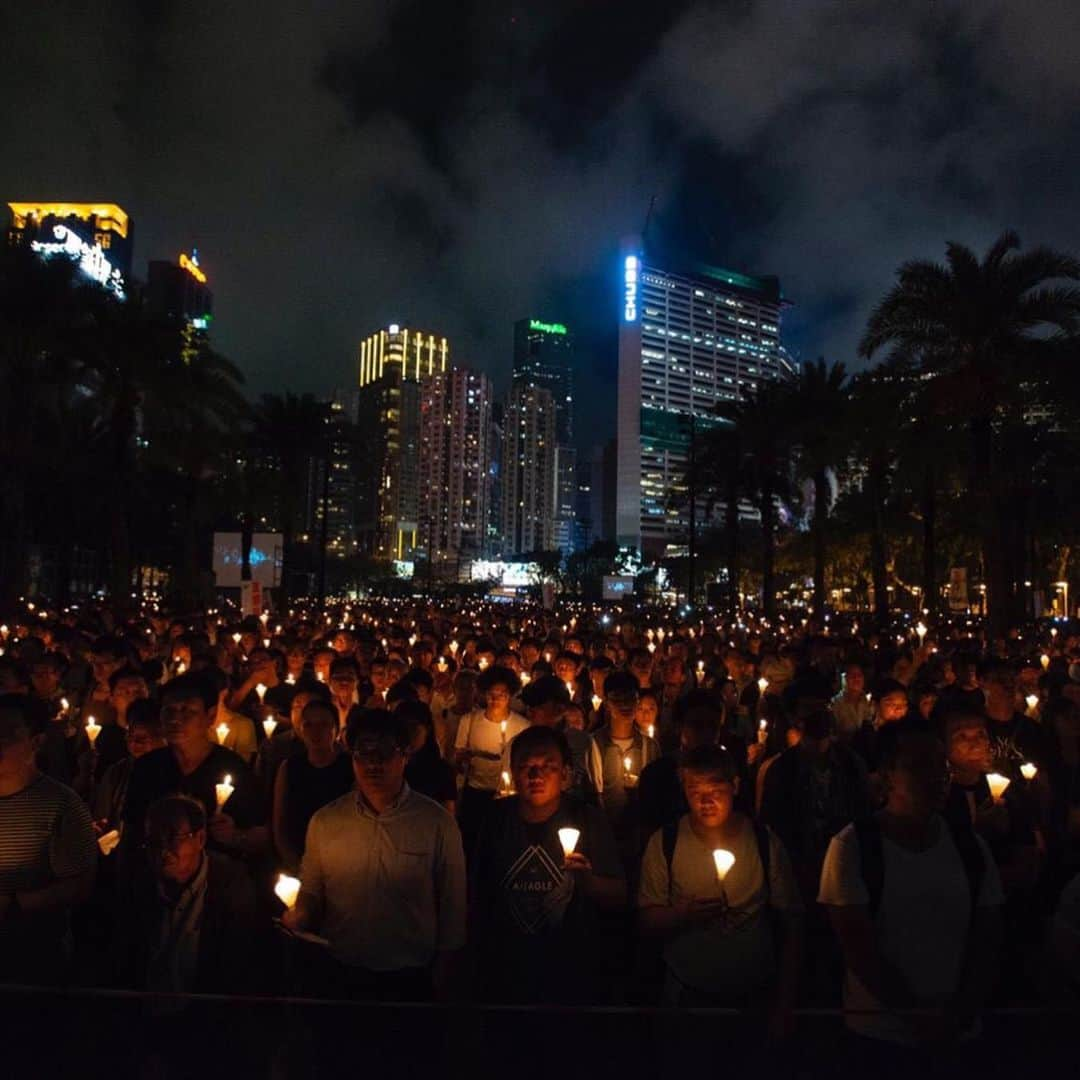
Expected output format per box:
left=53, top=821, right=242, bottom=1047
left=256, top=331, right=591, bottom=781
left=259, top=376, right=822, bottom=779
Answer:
left=717, top=380, right=795, bottom=622
left=792, top=359, right=849, bottom=617
left=862, top=232, right=1080, bottom=630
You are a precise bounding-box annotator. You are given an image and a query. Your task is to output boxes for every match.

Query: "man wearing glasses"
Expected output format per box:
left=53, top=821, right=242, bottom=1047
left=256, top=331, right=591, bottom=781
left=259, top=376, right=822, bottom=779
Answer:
left=283, top=708, right=466, bottom=1001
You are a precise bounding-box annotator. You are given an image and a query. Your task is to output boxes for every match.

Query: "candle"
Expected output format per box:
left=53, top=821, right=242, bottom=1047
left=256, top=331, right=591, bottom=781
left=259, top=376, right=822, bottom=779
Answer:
left=558, top=827, right=580, bottom=858
left=437, top=657, right=448, bottom=673
left=286, top=673, right=296, bottom=685
left=215, top=774, right=235, bottom=809
left=263, top=715, right=277, bottom=738
left=623, top=754, right=633, bottom=775
left=647, top=642, right=656, bottom=654
left=520, top=672, right=531, bottom=686
left=85, top=716, right=101, bottom=747
left=1020, top=762, right=1038, bottom=782
left=647, top=724, right=655, bottom=741
left=500, top=770, right=512, bottom=794
left=986, top=773, right=1010, bottom=803
left=175, top=660, right=187, bottom=675
left=696, top=660, right=705, bottom=684
left=758, top=677, right=769, bottom=695
left=565, top=680, right=575, bottom=699
left=263, top=638, right=271, bottom=649
left=274, top=873, right=301, bottom=910
left=1040, top=653, right=1050, bottom=671
left=478, top=656, right=490, bottom=671
left=712, top=849, right=736, bottom=882
left=232, top=632, right=242, bottom=645
left=255, top=682, right=268, bottom=703
left=60, top=696, right=70, bottom=715
left=915, top=622, right=927, bottom=645
left=216, top=721, right=230, bottom=744
left=758, top=719, right=768, bottom=745
left=449, top=640, right=459, bottom=655
left=316, top=671, right=326, bottom=683
left=1025, top=694, right=1039, bottom=716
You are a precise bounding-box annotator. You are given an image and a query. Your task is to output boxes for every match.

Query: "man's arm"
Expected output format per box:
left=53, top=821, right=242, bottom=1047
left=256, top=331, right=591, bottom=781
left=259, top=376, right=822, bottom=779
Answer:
left=947, top=904, right=1002, bottom=1029
left=825, top=903, right=919, bottom=1010
left=14, top=867, right=96, bottom=915
left=433, top=817, right=468, bottom=1000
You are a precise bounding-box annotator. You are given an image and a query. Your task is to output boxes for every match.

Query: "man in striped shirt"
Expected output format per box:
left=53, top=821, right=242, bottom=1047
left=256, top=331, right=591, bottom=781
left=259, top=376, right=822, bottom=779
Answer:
left=0, top=693, right=96, bottom=984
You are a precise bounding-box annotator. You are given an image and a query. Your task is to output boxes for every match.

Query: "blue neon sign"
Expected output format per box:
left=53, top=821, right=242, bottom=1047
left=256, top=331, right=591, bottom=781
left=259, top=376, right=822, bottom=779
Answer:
left=623, top=255, right=639, bottom=322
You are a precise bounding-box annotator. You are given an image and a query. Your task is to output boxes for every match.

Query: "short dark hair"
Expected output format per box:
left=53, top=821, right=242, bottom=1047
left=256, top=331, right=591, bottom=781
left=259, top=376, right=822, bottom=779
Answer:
left=877, top=719, right=943, bottom=772
left=300, top=698, right=337, bottom=727
left=126, top=699, right=163, bottom=737
left=679, top=744, right=738, bottom=783
left=386, top=680, right=419, bottom=706
left=521, top=675, right=571, bottom=709
left=345, top=708, right=410, bottom=752
left=0, top=693, right=45, bottom=744
left=402, top=668, right=433, bottom=691
left=329, top=658, right=359, bottom=679
left=509, top=724, right=571, bottom=768
left=395, top=700, right=434, bottom=738
left=477, top=665, right=520, bottom=696
left=603, top=670, right=639, bottom=707
left=108, top=665, right=146, bottom=692
left=160, top=672, right=217, bottom=711
left=146, top=794, right=206, bottom=838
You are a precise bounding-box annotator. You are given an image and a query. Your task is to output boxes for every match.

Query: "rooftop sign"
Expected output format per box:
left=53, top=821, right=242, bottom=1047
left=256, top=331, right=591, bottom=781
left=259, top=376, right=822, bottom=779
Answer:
left=529, top=319, right=567, bottom=335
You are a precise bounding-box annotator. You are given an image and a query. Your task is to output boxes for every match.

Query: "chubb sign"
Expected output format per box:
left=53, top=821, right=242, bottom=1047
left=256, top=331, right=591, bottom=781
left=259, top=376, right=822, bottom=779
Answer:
left=31, top=224, right=126, bottom=299
left=623, top=254, right=639, bottom=322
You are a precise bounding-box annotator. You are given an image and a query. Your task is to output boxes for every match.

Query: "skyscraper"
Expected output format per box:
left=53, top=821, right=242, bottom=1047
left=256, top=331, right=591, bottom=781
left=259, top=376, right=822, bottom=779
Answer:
left=7, top=201, right=131, bottom=299
left=356, top=325, right=450, bottom=560
left=418, top=367, right=493, bottom=576
left=616, top=240, right=794, bottom=557
left=501, top=383, right=556, bottom=555
left=513, top=317, right=577, bottom=555
left=147, top=250, right=213, bottom=363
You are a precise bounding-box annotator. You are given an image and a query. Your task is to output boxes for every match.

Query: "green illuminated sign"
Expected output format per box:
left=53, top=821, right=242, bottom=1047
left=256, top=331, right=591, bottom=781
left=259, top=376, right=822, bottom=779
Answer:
left=529, top=319, right=567, bottom=335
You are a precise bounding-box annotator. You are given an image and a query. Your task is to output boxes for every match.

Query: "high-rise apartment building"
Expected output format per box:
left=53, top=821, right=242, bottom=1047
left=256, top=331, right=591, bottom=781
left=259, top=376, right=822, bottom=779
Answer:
left=418, top=367, right=493, bottom=575
left=513, top=317, right=578, bottom=556
left=501, top=383, right=556, bottom=555
left=356, top=325, right=450, bottom=560
left=147, top=250, right=213, bottom=363
left=616, top=240, right=794, bottom=557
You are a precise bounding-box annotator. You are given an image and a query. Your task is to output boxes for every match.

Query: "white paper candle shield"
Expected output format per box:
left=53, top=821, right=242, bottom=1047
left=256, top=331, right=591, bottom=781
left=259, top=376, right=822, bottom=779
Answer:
left=215, top=774, right=235, bottom=809
left=986, top=773, right=1010, bottom=801
left=274, top=873, right=301, bottom=909
left=558, top=828, right=580, bottom=858
left=712, top=849, right=736, bottom=882
left=1020, top=762, right=1037, bottom=781
left=85, top=717, right=101, bottom=746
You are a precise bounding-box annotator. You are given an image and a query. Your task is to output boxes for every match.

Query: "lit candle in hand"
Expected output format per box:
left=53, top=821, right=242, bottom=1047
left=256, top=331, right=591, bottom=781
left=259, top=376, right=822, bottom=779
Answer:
left=758, top=719, right=768, bottom=745
left=216, top=721, right=230, bottom=744
left=215, top=774, right=235, bottom=810
left=263, top=715, right=277, bottom=738
left=558, top=828, right=580, bottom=858
left=1040, top=653, right=1050, bottom=671
left=1020, top=762, right=1037, bottom=782
left=986, top=772, right=1010, bottom=803
left=274, top=873, right=301, bottom=910
left=85, top=716, right=101, bottom=747
left=712, top=848, right=736, bottom=882
left=255, top=682, right=268, bottom=704
left=757, top=677, right=769, bottom=695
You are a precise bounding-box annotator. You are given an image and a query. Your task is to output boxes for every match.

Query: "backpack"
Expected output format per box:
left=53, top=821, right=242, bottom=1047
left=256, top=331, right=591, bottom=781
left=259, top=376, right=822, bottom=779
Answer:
left=661, top=817, right=773, bottom=904
left=853, top=815, right=985, bottom=922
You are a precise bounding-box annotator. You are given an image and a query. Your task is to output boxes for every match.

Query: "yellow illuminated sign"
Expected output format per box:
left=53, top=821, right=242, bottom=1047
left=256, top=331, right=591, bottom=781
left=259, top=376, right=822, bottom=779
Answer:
left=179, top=252, right=207, bottom=284
left=8, top=202, right=129, bottom=238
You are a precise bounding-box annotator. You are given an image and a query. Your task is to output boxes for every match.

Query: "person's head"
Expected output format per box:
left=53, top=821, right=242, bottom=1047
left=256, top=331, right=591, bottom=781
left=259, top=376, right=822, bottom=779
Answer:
left=0, top=694, right=45, bottom=778
left=109, top=667, right=149, bottom=713
left=345, top=709, right=410, bottom=803
left=981, top=662, right=1018, bottom=717
left=452, top=669, right=478, bottom=711
left=588, top=656, right=614, bottom=695
left=329, top=658, right=359, bottom=700
left=290, top=685, right=331, bottom=733
left=944, top=711, right=993, bottom=778
left=723, top=649, right=751, bottom=681
left=915, top=685, right=938, bottom=721
left=563, top=703, right=585, bottom=731
left=145, top=795, right=207, bottom=886
left=331, top=629, right=355, bottom=656
left=520, top=675, right=570, bottom=728
left=30, top=652, right=65, bottom=699
left=677, top=707, right=719, bottom=752
left=635, top=689, right=660, bottom=734
left=396, top=700, right=435, bottom=754
left=875, top=680, right=910, bottom=725
left=312, top=647, right=336, bottom=683
left=679, top=745, right=739, bottom=829
left=603, top=670, right=640, bottom=721
left=718, top=677, right=738, bottom=711
left=91, top=636, right=128, bottom=687
left=478, top=666, right=520, bottom=716
left=879, top=721, right=948, bottom=819
left=401, top=667, right=433, bottom=705
left=510, top=725, right=571, bottom=814
left=552, top=652, right=580, bottom=686
left=160, top=673, right=217, bottom=753
left=284, top=643, right=307, bottom=675
left=661, top=656, right=685, bottom=687
left=628, top=648, right=654, bottom=685
left=798, top=708, right=834, bottom=754
left=125, top=700, right=165, bottom=758
left=844, top=664, right=865, bottom=697
left=298, top=698, right=339, bottom=757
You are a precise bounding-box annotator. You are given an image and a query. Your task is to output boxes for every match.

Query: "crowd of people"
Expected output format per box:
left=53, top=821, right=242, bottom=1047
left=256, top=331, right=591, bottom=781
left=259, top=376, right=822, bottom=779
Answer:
left=2, top=600, right=1080, bottom=1074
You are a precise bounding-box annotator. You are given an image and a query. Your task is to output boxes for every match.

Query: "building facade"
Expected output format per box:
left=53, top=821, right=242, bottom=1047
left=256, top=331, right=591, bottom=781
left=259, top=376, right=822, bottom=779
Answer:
left=147, top=250, right=213, bottom=363
left=501, top=383, right=557, bottom=555
left=418, top=367, right=493, bottom=575
left=356, top=325, right=450, bottom=560
left=616, top=241, right=793, bottom=558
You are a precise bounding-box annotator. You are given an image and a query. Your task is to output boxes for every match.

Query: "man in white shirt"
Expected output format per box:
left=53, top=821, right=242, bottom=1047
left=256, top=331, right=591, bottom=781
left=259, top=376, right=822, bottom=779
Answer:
left=819, top=721, right=1003, bottom=1049
left=285, top=709, right=467, bottom=1000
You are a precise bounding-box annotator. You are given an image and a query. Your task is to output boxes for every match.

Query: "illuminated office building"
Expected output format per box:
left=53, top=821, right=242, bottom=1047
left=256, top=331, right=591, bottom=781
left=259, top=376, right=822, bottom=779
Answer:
left=7, top=201, right=132, bottom=298
left=418, top=368, right=493, bottom=575
left=501, top=383, right=556, bottom=555
left=356, top=325, right=450, bottom=559
left=147, top=250, right=213, bottom=363
left=616, top=239, right=794, bottom=557
left=513, top=317, right=578, bottom=556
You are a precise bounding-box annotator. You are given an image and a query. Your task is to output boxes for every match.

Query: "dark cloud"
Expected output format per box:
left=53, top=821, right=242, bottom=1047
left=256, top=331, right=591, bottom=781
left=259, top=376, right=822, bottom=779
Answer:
left=4, top=1, right=1080, bottom=449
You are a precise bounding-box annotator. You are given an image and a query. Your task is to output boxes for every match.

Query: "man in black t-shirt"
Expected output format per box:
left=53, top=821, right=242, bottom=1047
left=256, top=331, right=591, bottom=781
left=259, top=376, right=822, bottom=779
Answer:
left=470, top=726, right=625, bottom=1003
left=122, top=674, right=265, bottom=866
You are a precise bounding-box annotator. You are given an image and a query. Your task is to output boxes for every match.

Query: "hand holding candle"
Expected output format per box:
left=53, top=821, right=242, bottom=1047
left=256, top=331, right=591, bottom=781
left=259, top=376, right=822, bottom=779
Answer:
left=85, top=716, right=101, bottom=747
left=274, top=873, right=301, bottom=910
left=558, top=827, right=580, bottom=858
left=215, top=773, right=235, bottom=810
left=986, top=772, right=1010, bottom=803
left=216, top=721, right=230, bottom=744
left=1020, top=762, right=1038, bottom=782
left=255, top=682, right=268, bottom=703
left=263, top=715, right=277, bottom=738
left=712, top=848, right=736, bottom=882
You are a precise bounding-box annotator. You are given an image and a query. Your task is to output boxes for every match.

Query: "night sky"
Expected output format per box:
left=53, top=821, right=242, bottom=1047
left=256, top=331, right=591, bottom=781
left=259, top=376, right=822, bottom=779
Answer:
left=6, top=1, right=1080, bottom=453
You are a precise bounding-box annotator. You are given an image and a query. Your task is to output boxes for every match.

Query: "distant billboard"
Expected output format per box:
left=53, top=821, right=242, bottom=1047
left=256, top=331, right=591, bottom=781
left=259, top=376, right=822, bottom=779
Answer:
left=212, top=532, right=282, bottom=588
left=470, top=560, right=537, bottom=588
left=603, top=575, right=635, bottom=600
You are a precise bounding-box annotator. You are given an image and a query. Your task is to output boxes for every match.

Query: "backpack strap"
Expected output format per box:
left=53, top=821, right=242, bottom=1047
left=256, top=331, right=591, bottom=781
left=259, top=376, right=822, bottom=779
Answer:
left=854, top=817, right=885, bottom=917
left=754, top=822, right=772, bottom=904
left=662, top=820, right=679, bottom=905
left=943, top=816, right=986, bottom=925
